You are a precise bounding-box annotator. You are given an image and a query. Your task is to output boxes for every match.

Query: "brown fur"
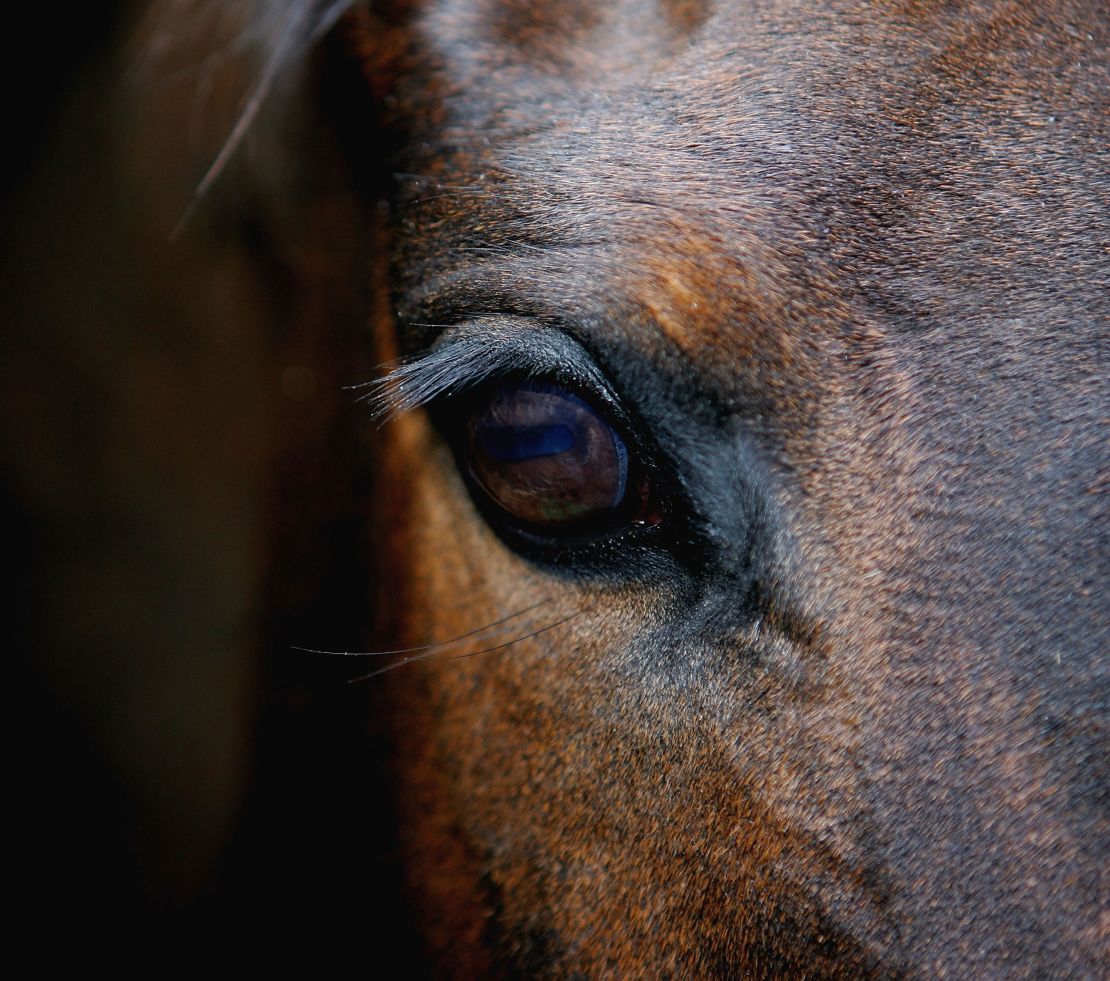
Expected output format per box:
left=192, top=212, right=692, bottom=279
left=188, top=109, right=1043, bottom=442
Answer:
left=351, top=0, right=1108, bottom=975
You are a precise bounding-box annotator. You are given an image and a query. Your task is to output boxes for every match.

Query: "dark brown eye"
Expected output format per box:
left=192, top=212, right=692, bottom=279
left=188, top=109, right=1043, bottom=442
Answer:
left=465, top=380, right=634, bottom=531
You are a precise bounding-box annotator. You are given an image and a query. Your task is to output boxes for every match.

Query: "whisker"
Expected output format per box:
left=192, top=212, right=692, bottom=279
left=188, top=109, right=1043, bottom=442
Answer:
left=442, top=611, right=584, bottom=663
left=348, top=609, right=582, bottom=683
left=292, top=599, right=551, bottom=659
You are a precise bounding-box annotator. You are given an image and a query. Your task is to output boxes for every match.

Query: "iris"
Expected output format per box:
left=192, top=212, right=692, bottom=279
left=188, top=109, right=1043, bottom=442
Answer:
left=465, top=381, right=630, bottom=528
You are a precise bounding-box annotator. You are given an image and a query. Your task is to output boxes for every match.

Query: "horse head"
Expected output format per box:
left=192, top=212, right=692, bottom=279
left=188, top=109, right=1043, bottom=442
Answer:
left=339, top=1, right=1108, bottom=974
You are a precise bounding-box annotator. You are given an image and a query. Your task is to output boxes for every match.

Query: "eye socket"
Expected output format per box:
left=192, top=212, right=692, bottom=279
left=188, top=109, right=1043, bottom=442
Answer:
left=462, top=379, right=658, bottom=539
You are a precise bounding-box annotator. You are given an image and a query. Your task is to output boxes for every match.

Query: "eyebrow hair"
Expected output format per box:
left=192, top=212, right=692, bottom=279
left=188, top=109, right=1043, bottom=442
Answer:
left=357, top=334, right=540, bottom=422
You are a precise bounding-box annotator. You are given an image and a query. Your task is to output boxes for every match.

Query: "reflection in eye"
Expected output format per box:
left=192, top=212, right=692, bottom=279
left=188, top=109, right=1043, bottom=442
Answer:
left=465, top=381, right=630, bottom=528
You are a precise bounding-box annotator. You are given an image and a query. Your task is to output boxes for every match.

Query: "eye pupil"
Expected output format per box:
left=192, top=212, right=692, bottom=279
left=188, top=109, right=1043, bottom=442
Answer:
left=478, top=422, right=576, bottom=462
left=465, top=380, right=633, bottom=531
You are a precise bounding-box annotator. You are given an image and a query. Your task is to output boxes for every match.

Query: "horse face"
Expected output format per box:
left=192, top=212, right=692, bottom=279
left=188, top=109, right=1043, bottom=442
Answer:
left=356, top=1, right=1107, bottom=974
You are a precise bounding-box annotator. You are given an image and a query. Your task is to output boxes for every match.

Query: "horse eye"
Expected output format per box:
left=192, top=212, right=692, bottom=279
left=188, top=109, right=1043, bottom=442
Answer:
left=463, top=380, right=640, bottom=533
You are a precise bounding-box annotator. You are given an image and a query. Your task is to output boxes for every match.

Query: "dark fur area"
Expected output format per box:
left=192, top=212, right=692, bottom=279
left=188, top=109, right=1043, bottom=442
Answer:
left=8, top=0, right=1106, bottom=974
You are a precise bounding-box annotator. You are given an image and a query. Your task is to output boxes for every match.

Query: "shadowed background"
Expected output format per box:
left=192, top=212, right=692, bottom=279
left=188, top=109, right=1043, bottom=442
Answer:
left=3, top=1, right=419, bottom=960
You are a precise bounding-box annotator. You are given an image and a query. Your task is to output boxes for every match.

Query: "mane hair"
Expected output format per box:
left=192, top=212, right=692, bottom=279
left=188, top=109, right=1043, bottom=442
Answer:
left=131, top=0, right=359, bottom=236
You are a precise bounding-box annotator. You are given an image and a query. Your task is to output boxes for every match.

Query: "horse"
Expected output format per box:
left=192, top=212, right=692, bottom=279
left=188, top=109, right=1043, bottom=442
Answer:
left=340, top=1, right=1108, bottom=975
left=8, top=0, right=1105, bottom=974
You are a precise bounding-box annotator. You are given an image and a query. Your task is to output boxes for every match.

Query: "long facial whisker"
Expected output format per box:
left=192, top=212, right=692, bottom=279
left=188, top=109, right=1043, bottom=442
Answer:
left=347, top=609, right=582, bottom=683
left=441, top=611, right=584, bottom=663
left=292, top=599, right=551, bottom=660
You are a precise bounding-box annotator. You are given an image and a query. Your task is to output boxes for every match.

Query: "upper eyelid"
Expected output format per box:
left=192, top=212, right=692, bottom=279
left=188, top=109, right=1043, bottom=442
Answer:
left=358, top=320, right=620, bottom=423
left=358, top=335, right=526, bottom=423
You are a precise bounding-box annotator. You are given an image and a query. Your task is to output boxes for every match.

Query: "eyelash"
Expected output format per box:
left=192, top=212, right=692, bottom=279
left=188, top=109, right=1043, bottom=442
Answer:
left=362, top=321, right=624, bottom=425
